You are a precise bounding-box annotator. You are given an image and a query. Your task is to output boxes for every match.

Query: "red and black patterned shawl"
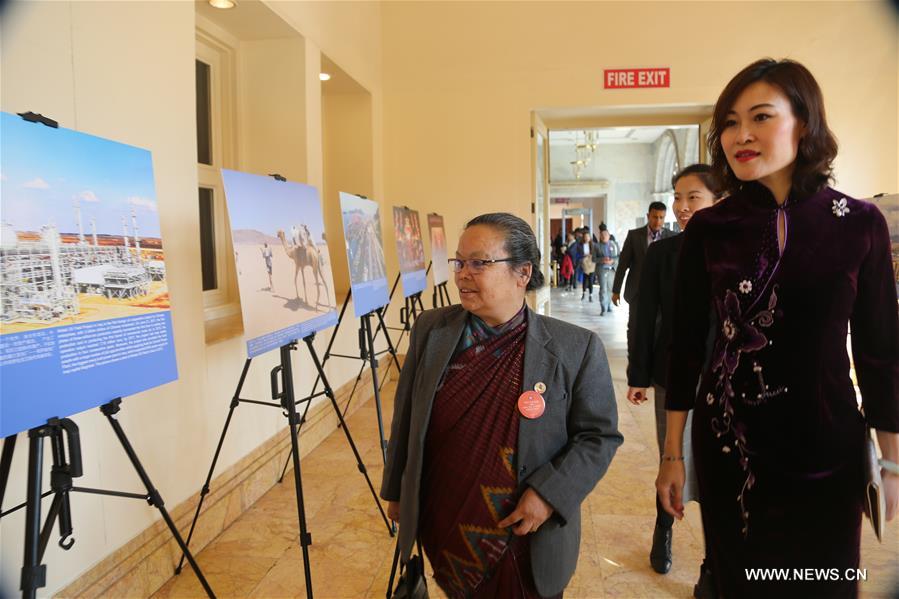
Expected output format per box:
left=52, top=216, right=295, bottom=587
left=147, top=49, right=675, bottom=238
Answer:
left=419, top=308, right=543, bottom=598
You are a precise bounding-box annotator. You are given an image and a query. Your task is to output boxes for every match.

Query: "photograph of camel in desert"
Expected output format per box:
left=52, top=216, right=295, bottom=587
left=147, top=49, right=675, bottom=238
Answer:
left=275, top=224, right=331, bottom=307
left=222, top=170, right=337, bottom=347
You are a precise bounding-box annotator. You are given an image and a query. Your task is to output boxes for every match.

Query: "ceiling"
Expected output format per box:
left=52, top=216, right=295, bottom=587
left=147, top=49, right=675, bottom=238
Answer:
left=195, top=1, right=367, bottom=95
left=537, top=103, right=713, bottom=126
left=321, top=55, right=368, bottom=95
left=195, top=0, right=300, bottom=41
left=550, top=125, right=697, bottom=146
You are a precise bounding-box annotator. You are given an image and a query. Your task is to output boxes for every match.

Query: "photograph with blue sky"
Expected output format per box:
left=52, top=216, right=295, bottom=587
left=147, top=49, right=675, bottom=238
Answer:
left=221, top=169, right=337, bottom=355
left=222, top=169, right=327, bottom=244
left=1, top=112, right=161, bottom=239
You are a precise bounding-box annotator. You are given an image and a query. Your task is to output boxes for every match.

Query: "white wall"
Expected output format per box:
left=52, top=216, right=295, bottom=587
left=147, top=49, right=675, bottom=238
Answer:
left=239, top=37, right=307, bottom=182
left=381, top=1, right=899, bottom=268
left=323, top=90, right=375, bottom=296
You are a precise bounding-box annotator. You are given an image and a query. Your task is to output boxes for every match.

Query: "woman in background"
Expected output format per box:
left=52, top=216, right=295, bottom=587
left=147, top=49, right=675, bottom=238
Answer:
left=626, top=163, right=723, bottom=596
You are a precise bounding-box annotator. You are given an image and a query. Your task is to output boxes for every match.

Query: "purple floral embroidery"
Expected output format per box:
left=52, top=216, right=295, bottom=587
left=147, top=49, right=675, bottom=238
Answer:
left=709, top=285, right=779, bottom=537
left=712, top=290, right=770, bottom=399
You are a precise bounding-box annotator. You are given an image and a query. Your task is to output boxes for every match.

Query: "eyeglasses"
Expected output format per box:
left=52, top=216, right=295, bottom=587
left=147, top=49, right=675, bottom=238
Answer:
left=448, top=258, right=515, bottom=273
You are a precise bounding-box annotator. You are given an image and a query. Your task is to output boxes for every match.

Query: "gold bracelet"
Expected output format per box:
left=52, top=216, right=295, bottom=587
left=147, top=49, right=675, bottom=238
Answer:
left=661, top=455, right=684, bottom=462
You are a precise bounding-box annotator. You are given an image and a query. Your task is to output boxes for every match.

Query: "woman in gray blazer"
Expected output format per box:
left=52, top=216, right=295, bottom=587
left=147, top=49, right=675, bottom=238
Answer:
left=381, top=212, right=623, bottom=598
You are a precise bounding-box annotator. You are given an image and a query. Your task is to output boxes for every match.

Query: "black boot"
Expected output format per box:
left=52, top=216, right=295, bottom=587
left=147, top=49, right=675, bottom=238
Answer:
left=649, top=523, right=672, bottom=574
left=650, top=496, right=674, bottom=574
left=693, top=560, right=717, bottom=598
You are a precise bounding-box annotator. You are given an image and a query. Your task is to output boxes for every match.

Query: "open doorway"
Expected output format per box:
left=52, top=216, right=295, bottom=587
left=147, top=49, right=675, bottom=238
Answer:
left=533, top=105, right=711, bottom=337
left=548, top=124, right=700, bottom=247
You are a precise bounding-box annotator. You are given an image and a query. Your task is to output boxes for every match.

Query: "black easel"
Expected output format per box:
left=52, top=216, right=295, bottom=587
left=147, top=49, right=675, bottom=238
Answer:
left=432, top=283, right=452, bottom=308
left=384, top=273, right=425, bottom=373
left=174, top=334, right=393, bottom=597
left=277, top=288, right=402, bottom=479
left=400, top=292, right=426, bottom=329
left=0, top=406, right=215, bottom=599
left=426, top=257, right=453, bottom=309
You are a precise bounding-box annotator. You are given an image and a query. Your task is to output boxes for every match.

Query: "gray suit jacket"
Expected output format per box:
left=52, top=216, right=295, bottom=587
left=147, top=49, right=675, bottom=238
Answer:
left=380, top=305, right=623, bottom=597
left=612, top=225, right=674, bottom=303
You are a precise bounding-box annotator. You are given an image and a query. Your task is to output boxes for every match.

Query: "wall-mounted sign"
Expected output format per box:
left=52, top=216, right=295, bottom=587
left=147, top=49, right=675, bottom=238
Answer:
left=604, top=68, right=670, bottom=89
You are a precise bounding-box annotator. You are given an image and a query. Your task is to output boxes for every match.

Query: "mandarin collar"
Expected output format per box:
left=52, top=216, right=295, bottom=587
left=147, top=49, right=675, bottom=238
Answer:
left=741, top=180, right=811, bottom=210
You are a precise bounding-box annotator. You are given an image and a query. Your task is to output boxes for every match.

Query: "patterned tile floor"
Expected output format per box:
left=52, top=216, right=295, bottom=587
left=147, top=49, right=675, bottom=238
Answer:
left=154, top=288, right=898, bottom=598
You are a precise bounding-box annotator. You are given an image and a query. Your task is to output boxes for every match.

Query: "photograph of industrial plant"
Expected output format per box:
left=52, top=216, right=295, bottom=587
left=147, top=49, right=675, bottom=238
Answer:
left=0, top=113, right=169, bottom=335
left=222, top=169, right=337, bottom=343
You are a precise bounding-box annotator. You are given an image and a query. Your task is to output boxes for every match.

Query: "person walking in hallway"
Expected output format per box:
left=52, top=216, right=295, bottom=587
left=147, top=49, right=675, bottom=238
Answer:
left=578, top=230, right=602, bottom=302
left=612, top=201, right=673, bottom=346
left=657, top=58, right=899, bottom=599
left=626, top=164, right=724, bottom=596
left=597, top=226, right=619, bottom=315
left=569, top=229, right=591, bottom=299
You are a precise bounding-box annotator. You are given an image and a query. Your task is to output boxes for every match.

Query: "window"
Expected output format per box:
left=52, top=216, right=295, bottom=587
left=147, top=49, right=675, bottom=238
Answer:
left=196, top=30, right=238, bottom=319
left=198, top=187, right=217, bottom=291
left=196, top=60, right=212, bottom=166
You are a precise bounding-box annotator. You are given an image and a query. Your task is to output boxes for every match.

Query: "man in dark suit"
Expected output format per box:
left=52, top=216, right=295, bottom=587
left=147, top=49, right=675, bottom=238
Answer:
left=611, top=201, right=673, bottom=347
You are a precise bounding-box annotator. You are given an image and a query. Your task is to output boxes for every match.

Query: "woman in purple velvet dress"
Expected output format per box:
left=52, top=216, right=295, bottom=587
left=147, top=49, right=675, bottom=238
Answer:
left=656, top=59, right=899, bottom=598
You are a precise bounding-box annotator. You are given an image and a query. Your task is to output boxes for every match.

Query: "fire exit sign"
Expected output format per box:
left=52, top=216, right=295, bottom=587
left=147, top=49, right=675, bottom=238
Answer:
left=604, top=68, right=670, bottom=89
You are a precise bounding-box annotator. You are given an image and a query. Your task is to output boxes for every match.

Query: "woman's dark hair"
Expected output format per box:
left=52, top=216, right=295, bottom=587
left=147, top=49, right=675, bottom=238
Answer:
left=465, top=212, right=545, bottom=292
left=671, top=163, right=725, bottom=198
left=708, top=58, right=838, bottom=198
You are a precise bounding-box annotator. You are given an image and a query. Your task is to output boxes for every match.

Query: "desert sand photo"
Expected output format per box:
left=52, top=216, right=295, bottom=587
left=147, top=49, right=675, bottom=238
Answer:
left=222, top=170, right=338, bottom=344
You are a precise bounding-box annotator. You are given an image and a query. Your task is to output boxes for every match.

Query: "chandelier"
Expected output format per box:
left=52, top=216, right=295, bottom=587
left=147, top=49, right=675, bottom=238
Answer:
left=569, top=130, right=598, bottom=179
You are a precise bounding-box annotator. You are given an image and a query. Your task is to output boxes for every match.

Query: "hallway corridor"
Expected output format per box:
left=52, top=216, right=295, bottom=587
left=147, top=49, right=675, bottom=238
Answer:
left=154, top=289, right=898, bottom=598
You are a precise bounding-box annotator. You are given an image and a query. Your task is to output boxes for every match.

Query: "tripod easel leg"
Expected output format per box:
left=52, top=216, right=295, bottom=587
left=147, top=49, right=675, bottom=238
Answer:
left=21, top=430, right=46, bottom=599
left=415, top=293, right=425, bottom=317
left=338, top=359, right=368, bottom=421
left=277, top=344, right=314, bottom=599
left=303, top=336, right=393, bottom=534
left=361, top=315, right=389, bottom=464
left=1, top=434, right=17, bottom=510
left=375, top=309, right=403, bottom=393
left=176, top=358, right=252, bottom=575
left=100, top=401, right=216, bottom=598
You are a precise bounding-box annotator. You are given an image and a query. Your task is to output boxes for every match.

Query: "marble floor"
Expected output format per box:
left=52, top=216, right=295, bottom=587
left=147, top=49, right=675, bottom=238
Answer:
left=154, top=288, right=898, bottom=598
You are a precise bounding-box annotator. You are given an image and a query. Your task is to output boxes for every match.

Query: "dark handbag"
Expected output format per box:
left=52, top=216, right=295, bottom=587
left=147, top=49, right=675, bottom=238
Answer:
left=387, top=538, right=429, bottom=599
left=862, top=426, right=885, bottom=542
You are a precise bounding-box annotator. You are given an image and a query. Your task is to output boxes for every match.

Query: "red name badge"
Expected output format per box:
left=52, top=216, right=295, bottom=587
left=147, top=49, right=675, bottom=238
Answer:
left=518, top=391, right=546, bottom=419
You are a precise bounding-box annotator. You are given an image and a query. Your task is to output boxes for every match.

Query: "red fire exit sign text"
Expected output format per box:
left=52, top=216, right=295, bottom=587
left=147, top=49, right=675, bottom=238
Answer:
left=604, top=68, right=670, bottom=89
